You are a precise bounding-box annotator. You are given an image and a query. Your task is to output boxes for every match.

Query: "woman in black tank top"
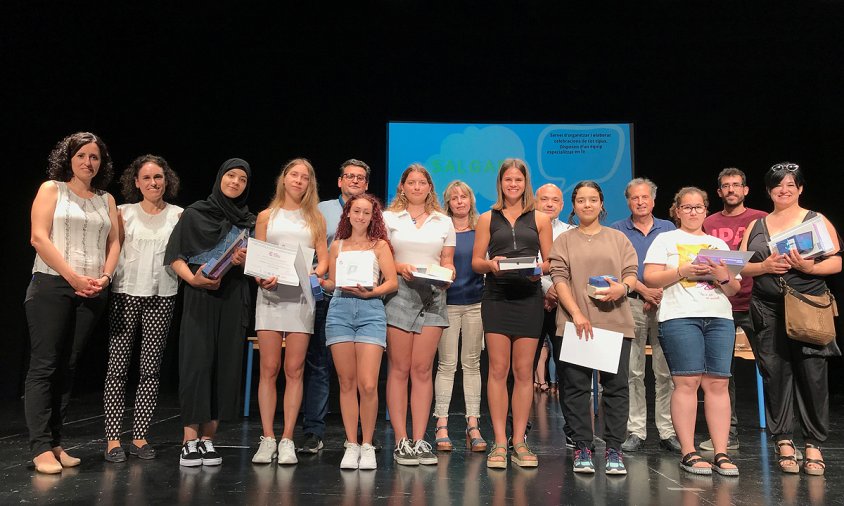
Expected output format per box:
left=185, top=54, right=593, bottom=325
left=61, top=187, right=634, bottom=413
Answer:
left=739, top=163, right=841, bottom=476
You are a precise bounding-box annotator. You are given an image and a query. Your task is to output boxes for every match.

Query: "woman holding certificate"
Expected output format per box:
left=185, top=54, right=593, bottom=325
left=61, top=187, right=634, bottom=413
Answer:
left=739, top=163, right=841, bottom=476
left=472, top=158, right=552, bottom=469
left=384, top=164, right=456, bottom=466
left=320, top=193, right=397, bottom=469
left=433, top=181, right=487, bottom=453
left=548, top=181, right=637, bottom=475
left=643, top=186, right=740, bottom=477
left=165, top=158, right=255, bottom=468
left=26, top=132, right=119, bottom=474
left=103, top=155, right=182, bottom=463
left=251, top=158, right=328, bottom=466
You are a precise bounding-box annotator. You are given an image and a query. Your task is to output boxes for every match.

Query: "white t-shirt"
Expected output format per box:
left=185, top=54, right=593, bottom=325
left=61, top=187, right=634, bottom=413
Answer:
left=643, top=229, right=736, bottom=322
left=383, top=210, right=456, bottom=266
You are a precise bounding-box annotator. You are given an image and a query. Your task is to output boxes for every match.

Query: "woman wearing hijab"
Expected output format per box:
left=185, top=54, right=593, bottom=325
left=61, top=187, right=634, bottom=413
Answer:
left=164, top=158, right=256, bottom=468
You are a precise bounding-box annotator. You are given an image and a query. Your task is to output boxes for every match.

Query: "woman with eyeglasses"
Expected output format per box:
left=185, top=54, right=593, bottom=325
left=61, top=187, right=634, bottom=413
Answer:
left=738, top=163, right=841, bottom=476
left=643, top=187, right=741, bottom=477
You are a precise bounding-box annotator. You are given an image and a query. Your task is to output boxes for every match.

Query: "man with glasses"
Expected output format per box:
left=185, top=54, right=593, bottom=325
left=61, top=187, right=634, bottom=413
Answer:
left=299, top=159, right=371, bottom=454
left=701, top=167, right=767, bottom=451
left=610, top=178, right=681, bottom=453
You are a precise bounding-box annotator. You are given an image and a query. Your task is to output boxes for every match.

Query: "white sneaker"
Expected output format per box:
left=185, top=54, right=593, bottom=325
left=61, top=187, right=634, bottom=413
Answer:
left=251, top=436, right=277, bottom=464
left=341, top=443, right=360, bottom=470
left=358, top=443, right=377, bottom=470
left=277, top=438, right=298, bottom=465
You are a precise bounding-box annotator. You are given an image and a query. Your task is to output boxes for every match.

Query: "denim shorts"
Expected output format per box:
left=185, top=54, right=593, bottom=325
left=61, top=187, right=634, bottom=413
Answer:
left=658, top=317, right=735, bottom=377
left=325, top=293, right=387, bottom=348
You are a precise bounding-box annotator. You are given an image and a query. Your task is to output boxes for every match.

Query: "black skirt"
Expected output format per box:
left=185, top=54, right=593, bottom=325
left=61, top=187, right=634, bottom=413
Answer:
left=481, top=275, right=544, bottom=338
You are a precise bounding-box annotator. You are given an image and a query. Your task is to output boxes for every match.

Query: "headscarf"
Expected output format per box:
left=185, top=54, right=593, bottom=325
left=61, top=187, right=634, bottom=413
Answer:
left=164, top=158, right=257, bottom=264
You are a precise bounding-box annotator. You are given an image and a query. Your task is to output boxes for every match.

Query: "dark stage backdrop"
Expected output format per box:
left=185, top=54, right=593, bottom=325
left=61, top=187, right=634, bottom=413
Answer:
left=4, top=3, right=844, bottom=400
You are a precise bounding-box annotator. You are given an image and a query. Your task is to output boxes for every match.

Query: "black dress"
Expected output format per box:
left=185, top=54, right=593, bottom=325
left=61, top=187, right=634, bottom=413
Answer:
left=480, top=209, right=544, bottom=338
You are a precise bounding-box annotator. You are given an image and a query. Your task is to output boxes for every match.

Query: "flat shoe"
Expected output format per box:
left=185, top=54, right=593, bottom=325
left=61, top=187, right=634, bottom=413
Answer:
left=129, top=443, right=157, bottom=460
left=680, top=451, right=712, bottom=476
left=104, top=447, right=127, bottom=463
left=53, top=450, right=81, bottom=468
left=33, top=453, right=62, bottom=475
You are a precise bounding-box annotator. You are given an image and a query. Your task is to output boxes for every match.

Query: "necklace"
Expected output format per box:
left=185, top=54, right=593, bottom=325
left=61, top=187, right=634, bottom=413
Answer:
left=410, top=209, right=427, bottom=224
left=455, top=225, right=471, bottom=232
left=577, top=227, right=601, bottom=242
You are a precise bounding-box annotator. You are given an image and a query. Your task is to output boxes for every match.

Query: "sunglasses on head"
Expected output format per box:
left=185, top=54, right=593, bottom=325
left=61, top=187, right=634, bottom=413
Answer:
left=771, top=162, right=799, bottom=172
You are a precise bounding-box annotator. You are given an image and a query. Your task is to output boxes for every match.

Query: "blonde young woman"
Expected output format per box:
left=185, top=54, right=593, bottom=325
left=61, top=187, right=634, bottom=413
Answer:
left=384, top=164, right=456, bottom=466
left=251, top=158, right=328, bottom=465
left=433, top=181, right=487, bottom=452
left=472, top=158, right=552, bottom=469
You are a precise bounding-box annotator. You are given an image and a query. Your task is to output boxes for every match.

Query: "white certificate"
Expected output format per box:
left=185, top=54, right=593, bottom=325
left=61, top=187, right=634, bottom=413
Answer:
left=244, top=238, right=299, bottom=286
left=559, top=321, right=624, bottom=374
left=336, top=250, right=375, bottom=288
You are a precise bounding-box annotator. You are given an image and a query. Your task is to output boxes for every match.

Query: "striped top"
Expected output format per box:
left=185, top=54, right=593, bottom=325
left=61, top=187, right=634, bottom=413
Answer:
left=32, top=181, right=111, bottom=278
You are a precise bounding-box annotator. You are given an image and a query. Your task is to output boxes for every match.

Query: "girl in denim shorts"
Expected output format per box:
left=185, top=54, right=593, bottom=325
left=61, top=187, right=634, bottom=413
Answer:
left=322, top=193, right=398, bottom=470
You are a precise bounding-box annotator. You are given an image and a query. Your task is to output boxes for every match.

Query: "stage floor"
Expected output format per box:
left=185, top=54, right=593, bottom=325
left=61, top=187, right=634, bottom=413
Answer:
left=1, top=364, right=841, bottom=505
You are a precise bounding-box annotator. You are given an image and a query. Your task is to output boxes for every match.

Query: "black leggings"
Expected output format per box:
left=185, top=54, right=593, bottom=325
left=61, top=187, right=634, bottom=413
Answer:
left=103, top=293, right=176, bottom=440
left=24, top=273, right=108, bottom=456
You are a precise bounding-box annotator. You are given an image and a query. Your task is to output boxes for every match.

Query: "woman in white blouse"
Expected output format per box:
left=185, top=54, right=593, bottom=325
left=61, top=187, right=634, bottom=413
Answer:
left=103, top=155, right=182, bottom=463
left=26, top=132, right=120, bottom=474
left=383, top=164, right=456, bottom=466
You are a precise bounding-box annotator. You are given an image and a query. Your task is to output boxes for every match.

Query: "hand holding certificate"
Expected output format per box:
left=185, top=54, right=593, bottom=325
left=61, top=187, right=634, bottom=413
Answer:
left=559, top=321, right=624, bottom=374
left=244, top=238, right=301, bottom=286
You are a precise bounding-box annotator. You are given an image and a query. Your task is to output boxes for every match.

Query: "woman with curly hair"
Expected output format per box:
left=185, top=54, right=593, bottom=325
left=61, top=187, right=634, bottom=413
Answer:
left=251, top=158, right=329, bottom=465
left=321, top=193, right=398, bottom=469
left=25, top=132, right=120, bottom=474
left=103, top=155, right=182, bottom=463
left=383, top=164, right=456, bottom=466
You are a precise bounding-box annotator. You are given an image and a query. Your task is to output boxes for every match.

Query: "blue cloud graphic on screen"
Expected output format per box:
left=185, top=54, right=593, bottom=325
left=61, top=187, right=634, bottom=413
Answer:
left=424, top=126, right=525, bottom=209
left=536, top=124, right=627, bottom=196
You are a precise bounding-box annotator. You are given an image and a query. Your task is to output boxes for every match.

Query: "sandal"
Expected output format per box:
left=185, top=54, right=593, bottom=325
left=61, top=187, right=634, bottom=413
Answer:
left=511, top=442, right=538, bottom=468
left=539, top=382, right=550, bottom=393
left=776, top=440, right=799, bottom=474
left=466, top=425, right=487, bottom=452
left=803, top=443, right=825, bottom=476
left=486, top=443, right=507, bottom=469
left=712, top=453, right=739, bottom=477
left=435, top=424, right=453, bottom=451
left=680, top=451, right=712, bottom=475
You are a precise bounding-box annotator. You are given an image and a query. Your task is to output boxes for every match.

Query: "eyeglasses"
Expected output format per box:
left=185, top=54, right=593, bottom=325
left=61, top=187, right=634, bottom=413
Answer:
left=771, top=162, right=799, bottom=172
left=678, top=205, right=706, bottom=214
left=719, top=183, right=744, bottom=190
left=341, top=174, right=367, bottom=182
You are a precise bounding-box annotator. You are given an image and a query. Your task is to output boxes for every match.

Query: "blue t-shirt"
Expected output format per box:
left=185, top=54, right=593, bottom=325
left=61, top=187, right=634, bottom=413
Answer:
left=446, top=230, right=484, bottom=305
left=609, top=216, right=676, bottom=279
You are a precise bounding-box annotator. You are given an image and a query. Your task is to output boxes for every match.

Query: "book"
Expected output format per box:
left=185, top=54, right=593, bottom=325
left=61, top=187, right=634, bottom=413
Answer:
left=201, top=229, right=248, bottom=280
left=767, top=216, right=836, bottom=259
left=412, top=264, right=453, bottom=287
left=586, top=275, right=617, bottom=300
left=688, top=249, right=753, bottom=281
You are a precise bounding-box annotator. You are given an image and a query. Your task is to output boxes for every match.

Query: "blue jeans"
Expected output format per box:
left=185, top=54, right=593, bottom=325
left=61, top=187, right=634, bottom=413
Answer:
left=658, top=317, right=735, bottom=377
left=301, top=296, right=333, bottom=438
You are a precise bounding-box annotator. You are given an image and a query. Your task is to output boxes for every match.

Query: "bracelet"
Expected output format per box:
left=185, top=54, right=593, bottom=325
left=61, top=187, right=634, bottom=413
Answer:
left=101, top=272, right=113, bottom=284
left=624, top=283, right=631, bottom=297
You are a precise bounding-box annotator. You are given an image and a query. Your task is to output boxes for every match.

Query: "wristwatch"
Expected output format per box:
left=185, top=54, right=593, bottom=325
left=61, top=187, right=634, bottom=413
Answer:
left=624, top=283, right=632, bottom=297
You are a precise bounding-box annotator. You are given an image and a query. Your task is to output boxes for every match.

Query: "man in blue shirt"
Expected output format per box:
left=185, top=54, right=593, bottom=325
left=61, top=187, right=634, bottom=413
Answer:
left=610, top=178, right=680, bottom=453
left=299, top=159, right=370, bottom=453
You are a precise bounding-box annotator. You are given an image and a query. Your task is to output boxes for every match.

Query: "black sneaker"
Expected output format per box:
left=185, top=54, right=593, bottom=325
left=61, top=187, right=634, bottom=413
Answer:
left=197, top=439, right=222, bottom=466
left=393, top=437, right=418, bottom=466
left=179, top=439, right=202, bottom=467
left=299, top=433, right=324, bottom=454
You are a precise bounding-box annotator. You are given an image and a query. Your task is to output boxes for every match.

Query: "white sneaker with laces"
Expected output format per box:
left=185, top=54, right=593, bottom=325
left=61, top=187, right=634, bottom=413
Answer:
left=341, top=443, right=360, bottom=469
left=358, top=443, right=377, bottom=470
left=251, top=436, right=278, bottom=464
left=277, top=438, right=298, bottom=465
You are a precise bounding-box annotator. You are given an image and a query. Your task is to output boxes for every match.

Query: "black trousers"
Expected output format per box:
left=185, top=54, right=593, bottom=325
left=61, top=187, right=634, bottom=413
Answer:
left=726, top=310, right=756, bottom=437
left=553, top=335, right=632, bottom=450
left=749, top=298, right=829, bottom=445
left=24, top=273, right=108, bottom=456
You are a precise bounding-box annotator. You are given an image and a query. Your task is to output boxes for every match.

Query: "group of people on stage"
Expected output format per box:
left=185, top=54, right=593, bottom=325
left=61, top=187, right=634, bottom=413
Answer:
left=25, top=132, right=840, bottom=480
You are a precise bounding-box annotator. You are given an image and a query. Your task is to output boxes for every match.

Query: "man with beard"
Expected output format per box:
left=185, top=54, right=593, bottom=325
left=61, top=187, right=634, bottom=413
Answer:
left=701, top=167, right=767, bottom=451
